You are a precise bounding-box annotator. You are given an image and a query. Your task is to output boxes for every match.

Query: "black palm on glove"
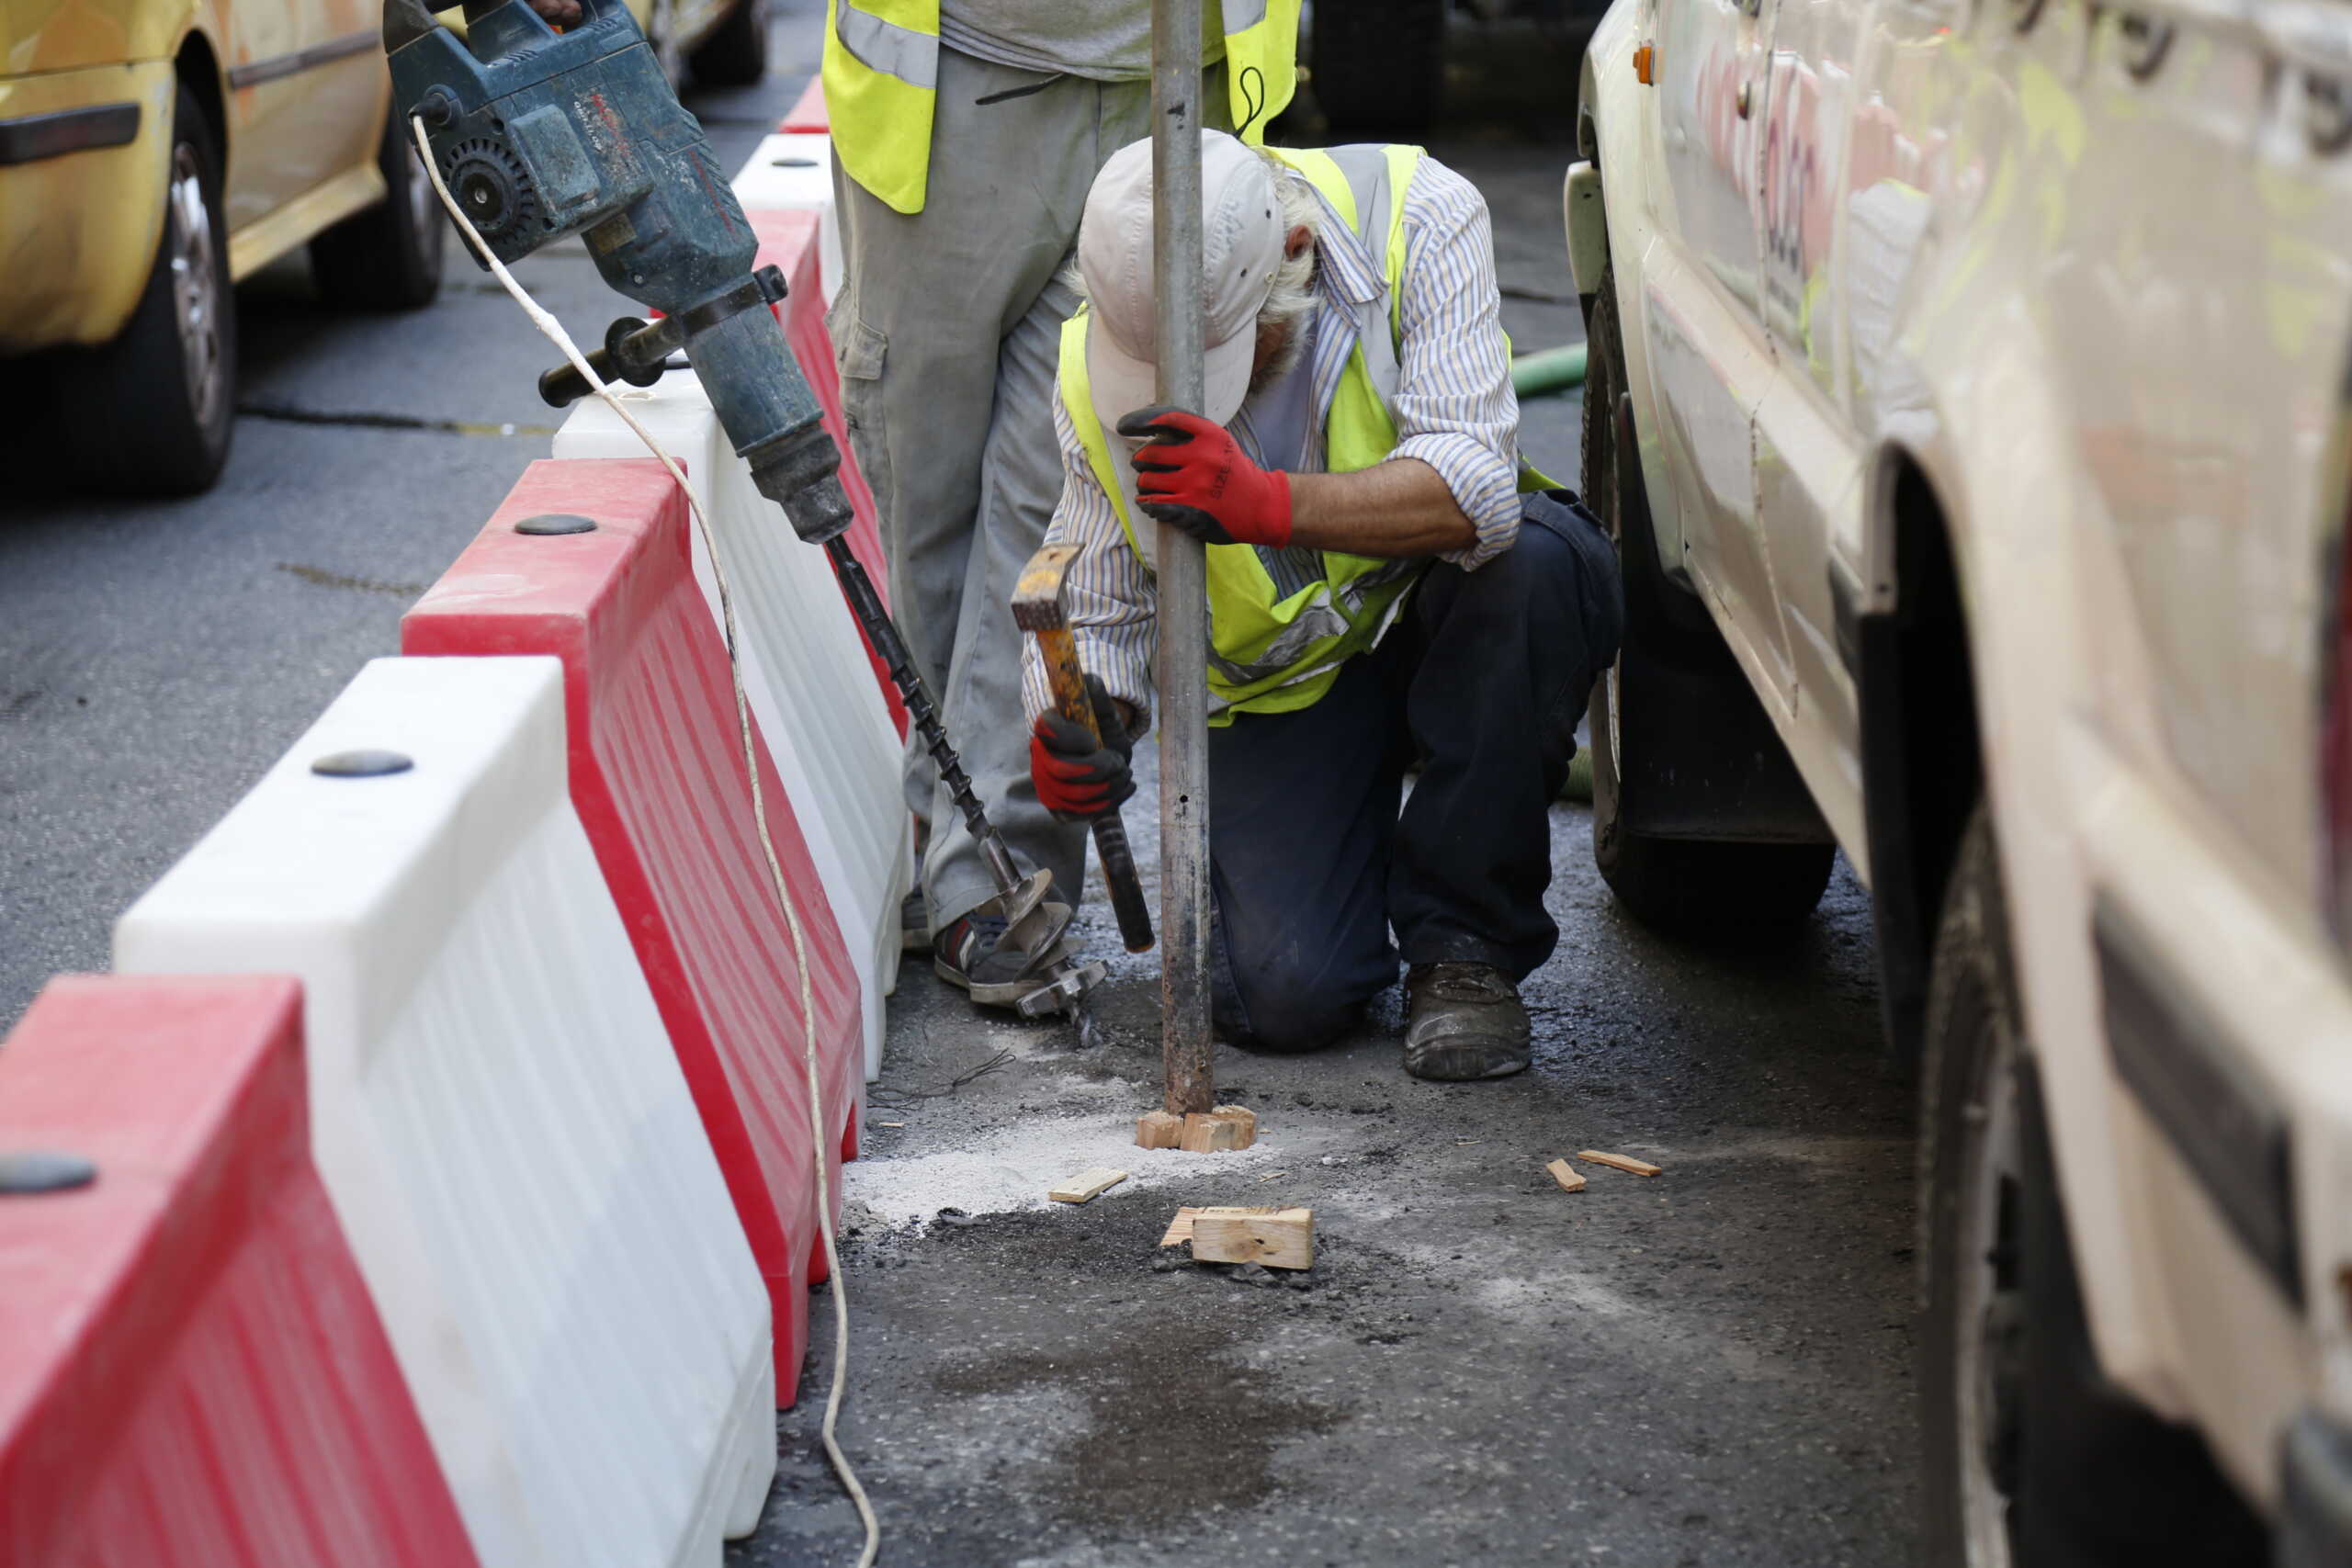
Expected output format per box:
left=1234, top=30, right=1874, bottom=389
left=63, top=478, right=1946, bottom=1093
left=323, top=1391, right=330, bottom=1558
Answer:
left=1029, top=674, right=1136, bottom=821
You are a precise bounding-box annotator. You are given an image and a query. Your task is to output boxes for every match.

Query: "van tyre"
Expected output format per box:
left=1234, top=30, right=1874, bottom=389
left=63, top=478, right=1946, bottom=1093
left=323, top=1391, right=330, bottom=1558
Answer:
left=61, top=84, right=235, bottom=496
left=311, top=108, right=445, bottom=310
left=1581, top=266, right=1834, bottom=935
left=1918, top=808, right=2267, bottom=1567
left=687, top=0, right=768, bottom=88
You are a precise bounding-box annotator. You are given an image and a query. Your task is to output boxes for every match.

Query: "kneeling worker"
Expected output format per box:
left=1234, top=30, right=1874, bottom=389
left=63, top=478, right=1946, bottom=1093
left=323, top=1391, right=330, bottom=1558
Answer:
left=1021, top=130, right=1623, bottom=1081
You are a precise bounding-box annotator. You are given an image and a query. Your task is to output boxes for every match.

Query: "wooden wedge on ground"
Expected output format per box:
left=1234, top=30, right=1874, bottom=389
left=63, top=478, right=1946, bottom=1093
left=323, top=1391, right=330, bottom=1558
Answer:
left=1049, top=1168, right=1129, bottom=1203
left=1159, top=1203, right=1281, bottom=1247
left=1135, top=1110, right=1185, bottom=1149
left=1546, top=1157, right=1587, bottom=1192
left=1193, top=1207, right=1314, bottom=1269
left=1181, top=1109, right=1254, bottom=1152
left=1577, top=1149, right=1663, bottom=1177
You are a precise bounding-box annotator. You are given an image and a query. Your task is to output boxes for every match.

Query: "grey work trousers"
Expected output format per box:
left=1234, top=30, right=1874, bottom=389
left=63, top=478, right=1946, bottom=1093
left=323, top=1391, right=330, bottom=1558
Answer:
left=828, top=48, right=1223, bottom=931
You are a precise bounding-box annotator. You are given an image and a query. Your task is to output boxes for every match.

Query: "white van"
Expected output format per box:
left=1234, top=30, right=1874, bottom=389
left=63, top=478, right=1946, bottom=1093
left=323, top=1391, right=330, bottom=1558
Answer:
left=1571, top=0, right=2352, bottom=1557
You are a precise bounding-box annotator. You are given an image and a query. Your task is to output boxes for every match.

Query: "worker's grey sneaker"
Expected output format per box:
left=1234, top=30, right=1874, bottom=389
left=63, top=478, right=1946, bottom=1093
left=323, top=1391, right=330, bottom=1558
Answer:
left=933, top=912, right=1036, bottom=1007
left=900, top=887, right=930, bottom=952
left=1402, top=963, right=1531, bottom=1080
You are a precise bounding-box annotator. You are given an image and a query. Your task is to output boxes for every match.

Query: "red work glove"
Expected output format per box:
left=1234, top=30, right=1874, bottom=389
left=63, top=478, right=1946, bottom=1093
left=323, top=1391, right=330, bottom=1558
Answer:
left=1030, top=675, right=1136, bottom=821
left=1116, top=405, right=1294, bottom=547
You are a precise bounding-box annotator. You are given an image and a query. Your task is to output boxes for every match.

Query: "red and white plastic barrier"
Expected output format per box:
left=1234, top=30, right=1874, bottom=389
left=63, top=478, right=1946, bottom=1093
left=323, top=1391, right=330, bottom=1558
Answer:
left=114, top=656, right=775, bottom=1568
left=734, top=134, right=843, bottom=308
left=402, top=457, right=865, bottom=1401
left=0, top=67, right=918, bottom=1563
left=0, top=975, right=479, bottom=1568
left=780, top=75, right=826, bottom=133
left=747, top=202, right=909, bottom=739
left=554, top=375, right=910, bottom=1084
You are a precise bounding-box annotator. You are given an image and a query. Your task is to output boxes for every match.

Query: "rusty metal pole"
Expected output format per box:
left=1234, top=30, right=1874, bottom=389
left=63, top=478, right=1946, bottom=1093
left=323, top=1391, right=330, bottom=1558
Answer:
left=1151, top=0, right=1214, bottom=1116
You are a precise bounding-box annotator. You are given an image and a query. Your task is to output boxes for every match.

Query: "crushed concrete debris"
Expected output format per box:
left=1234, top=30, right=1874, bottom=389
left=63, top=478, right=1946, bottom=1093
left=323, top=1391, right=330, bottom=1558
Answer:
left=844, top=1108, right=1277, bottom=1231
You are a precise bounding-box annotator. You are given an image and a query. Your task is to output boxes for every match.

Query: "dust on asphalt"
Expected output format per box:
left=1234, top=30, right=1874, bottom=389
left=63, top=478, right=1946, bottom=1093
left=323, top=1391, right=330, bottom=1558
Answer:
left=738, top=745, right=1918, bottom=1567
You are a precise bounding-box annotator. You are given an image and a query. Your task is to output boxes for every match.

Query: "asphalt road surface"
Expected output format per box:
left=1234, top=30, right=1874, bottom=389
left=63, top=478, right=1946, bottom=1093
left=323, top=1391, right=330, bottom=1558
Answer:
left=1, top=15, right=1918, bottom=1564
left=754, top=769, right=1911, bottom=1568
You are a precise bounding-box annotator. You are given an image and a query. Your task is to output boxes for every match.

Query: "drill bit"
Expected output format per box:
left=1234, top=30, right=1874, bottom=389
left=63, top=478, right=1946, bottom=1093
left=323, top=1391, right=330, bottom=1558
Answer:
left=825, top=537, right=1105, bottom=1032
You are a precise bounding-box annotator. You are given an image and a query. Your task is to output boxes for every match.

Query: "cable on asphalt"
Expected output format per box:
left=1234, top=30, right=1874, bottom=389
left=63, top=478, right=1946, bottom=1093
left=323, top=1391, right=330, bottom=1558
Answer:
left=413, top=115, right=883, bottom=1568
left=867, top=1047, right=1013, bottom=1107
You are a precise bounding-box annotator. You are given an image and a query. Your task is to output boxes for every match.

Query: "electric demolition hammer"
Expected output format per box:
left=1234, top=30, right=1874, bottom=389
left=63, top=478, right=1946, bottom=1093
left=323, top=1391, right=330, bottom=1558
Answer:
left=382, top=0, right=1106, bottom=1024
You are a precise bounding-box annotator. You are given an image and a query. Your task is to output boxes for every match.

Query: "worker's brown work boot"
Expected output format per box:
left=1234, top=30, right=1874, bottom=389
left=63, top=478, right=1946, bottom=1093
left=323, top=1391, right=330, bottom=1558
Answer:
left=1402, top=963, right=1531, bottom=1080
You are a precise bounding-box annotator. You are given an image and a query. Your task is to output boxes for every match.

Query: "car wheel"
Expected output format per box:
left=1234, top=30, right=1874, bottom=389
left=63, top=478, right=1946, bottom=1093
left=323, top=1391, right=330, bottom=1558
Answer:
left=1917, top=807, right=2267, bottom=1567
left=60, top=83, right=235, bottom=496
left=1308, top=0, right=1445, bottom=135
left=310, top=108, right=446, bottom=311
left=1581, top=265, right=1835, bottom=935
left=687, top=0, right=767, bottom=88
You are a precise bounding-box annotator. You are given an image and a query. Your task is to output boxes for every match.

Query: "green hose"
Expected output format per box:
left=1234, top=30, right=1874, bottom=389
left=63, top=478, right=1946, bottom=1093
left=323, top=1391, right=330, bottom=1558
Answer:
left=1511, top=343, right=1588, bottom=400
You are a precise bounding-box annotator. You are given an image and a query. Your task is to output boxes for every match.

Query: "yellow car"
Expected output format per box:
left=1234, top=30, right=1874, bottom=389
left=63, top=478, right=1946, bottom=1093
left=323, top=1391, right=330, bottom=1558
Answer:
left=0, top=0, right=764, bottom=495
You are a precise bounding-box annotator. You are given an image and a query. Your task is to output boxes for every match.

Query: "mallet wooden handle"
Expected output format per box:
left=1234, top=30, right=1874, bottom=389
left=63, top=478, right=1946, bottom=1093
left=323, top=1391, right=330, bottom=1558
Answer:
left=1036, top=625, right=1156, bottom=954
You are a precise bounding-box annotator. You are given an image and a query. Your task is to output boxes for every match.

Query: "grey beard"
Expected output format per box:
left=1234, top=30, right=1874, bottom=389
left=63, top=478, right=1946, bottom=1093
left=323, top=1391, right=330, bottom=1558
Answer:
left=1248, top=318, right=1309, bottom=395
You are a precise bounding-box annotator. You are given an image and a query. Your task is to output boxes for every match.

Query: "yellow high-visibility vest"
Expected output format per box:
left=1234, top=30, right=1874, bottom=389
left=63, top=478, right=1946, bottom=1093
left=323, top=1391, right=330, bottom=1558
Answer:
left=1059, top=142, right=1555, bottom=722
left=1060, top=144, right=1425, bottom=723
left=822, top=1, right=1303, bottom=216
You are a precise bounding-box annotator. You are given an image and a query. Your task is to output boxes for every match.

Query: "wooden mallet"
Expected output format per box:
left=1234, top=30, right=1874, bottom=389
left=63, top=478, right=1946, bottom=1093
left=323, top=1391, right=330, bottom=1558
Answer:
left=1012, top=544, right=1156, bottom=953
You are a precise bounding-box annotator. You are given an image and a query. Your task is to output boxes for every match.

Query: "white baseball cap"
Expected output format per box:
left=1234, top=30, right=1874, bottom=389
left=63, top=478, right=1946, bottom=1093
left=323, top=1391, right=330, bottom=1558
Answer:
left=1076, top=130, right=1287, bottom=444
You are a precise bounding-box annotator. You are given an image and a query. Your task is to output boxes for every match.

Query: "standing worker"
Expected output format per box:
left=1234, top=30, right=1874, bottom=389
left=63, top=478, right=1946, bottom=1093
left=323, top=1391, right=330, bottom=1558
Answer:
left=820, top=3, right=1302, bottom=1005
left=1023, top=130, right=1624, bottom=1079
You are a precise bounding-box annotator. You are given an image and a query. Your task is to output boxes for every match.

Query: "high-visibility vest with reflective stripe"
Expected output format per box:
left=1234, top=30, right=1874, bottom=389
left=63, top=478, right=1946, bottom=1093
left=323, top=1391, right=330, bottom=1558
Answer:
left=1060, top=143, right=1430, bottom=723
left=824, top=1, right=1303, bottom=216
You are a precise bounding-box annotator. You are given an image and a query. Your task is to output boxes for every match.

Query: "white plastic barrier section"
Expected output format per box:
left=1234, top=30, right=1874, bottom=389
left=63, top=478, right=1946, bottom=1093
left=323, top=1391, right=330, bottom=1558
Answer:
left=114, top=656, right=775, bottom=1568
left=732, top=132, right=842, bottom=303
left=556, top=379, right=910, bottom=1079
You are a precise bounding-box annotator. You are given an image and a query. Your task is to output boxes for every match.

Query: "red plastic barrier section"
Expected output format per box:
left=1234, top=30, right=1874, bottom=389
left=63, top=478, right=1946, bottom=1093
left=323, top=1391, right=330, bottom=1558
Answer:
left=782, top=76, right=828, bottom=133
left=0, top=976, right=478, bottom=1568
left=752, top=206, right=910, bottom=739
left=402, top=459, right=864, bottom=1404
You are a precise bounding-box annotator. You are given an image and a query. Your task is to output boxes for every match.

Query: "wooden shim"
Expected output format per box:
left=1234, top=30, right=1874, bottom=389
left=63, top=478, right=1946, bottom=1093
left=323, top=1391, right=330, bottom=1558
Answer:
left=1159, top=1204, right=1279, bottom=1247
left=1211, top=1104, right=1258, bottom=1144
left=1192, top=1207, right=1314, bottom=1269
left=1135, top=1110, right=1185, bottom=1150
left=1546, top=1157, right=1587, bottom=1192
left=1048, top=1168, right=1130, bottom=1204
left=1180, top=1111, right=1250, bottom=1153
left=1577, top=1149, right=1663, bottom=1177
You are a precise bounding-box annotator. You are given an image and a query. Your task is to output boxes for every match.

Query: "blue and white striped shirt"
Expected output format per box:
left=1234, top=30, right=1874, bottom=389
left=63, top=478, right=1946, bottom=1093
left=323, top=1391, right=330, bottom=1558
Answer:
left=1019, top=152, right=1524, bottom=729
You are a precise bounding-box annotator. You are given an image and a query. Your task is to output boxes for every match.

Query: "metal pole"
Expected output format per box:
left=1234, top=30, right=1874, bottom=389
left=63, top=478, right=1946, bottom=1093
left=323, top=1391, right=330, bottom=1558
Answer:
left=1150, top=0, right=1215, bottom=1117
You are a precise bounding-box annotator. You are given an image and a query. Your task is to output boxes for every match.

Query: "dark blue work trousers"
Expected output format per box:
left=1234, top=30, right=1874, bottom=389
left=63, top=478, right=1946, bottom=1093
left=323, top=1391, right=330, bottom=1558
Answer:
left=1207, top=492, right=1624, bottom=1052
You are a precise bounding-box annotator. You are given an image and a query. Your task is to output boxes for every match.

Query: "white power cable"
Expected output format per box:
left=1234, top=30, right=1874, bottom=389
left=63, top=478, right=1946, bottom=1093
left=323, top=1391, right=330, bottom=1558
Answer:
left=413, top=116, right=881, bottom=1568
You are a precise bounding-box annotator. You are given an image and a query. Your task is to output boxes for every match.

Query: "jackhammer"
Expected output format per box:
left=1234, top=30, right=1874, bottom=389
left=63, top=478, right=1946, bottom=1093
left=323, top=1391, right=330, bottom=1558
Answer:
left=383, top=0, right=1106, bottom=1030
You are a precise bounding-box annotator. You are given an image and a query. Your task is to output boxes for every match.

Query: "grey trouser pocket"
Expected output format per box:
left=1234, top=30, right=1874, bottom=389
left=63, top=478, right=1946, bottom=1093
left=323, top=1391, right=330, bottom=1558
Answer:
left=833, top=313, right=891, bottom=522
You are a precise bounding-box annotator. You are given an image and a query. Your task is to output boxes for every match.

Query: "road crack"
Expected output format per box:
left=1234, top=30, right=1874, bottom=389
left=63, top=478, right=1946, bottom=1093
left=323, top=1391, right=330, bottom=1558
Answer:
left=238, top=401, right=557, bottom=438
left=276, top=563, right=427, bottom=598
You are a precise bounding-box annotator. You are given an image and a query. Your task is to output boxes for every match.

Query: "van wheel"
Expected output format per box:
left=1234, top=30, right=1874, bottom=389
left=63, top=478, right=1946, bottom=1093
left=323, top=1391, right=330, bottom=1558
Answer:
left=61, top=84, right=234, bottom=495
left=1581, top=266, right=1833, bottom=935
left=311, top=108, right=445, bottom=310
left=687, top=0, right=768, bottom=87
left=1918, top=808, right=2267, bottom=1566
